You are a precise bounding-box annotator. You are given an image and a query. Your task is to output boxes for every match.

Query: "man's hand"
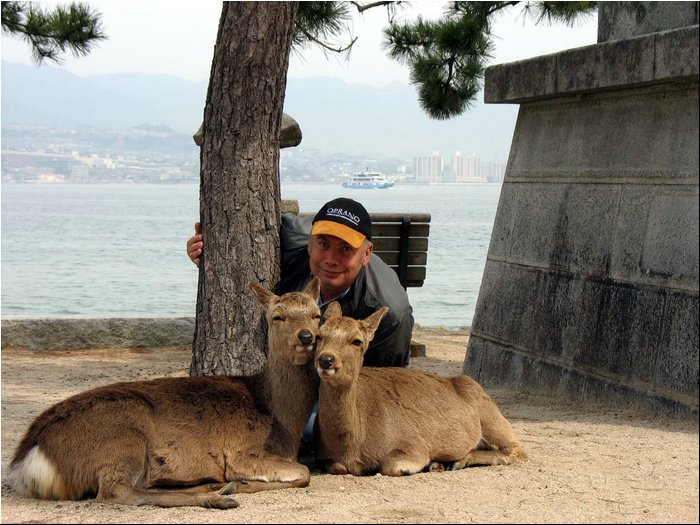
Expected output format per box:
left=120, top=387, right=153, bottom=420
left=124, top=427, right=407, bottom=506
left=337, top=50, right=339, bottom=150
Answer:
left=187, top=222, right=203, bottom=266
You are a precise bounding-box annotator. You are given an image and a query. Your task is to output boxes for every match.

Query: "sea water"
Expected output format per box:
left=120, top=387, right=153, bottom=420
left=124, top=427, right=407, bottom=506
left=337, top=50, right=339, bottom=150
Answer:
left=1, top=182, right=501, bottom=329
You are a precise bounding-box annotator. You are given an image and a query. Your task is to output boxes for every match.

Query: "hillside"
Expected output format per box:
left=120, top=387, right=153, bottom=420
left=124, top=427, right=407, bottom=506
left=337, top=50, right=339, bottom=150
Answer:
left=2, top=60, right=517, bottom=161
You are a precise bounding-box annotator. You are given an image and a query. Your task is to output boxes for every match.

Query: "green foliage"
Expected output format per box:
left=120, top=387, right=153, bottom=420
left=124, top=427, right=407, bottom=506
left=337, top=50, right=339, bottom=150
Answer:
left=524, top=1, right=598, bottom=26
left=293, top=2, right=353, bottom=54
left=383, top=1, right=597, bottom=119
left=1, top=1, right=106, bottom=65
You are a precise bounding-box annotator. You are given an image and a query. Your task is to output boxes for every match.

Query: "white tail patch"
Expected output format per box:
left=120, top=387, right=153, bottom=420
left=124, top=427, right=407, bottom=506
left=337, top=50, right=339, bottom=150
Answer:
left=9, top=446, right=67, bottom=500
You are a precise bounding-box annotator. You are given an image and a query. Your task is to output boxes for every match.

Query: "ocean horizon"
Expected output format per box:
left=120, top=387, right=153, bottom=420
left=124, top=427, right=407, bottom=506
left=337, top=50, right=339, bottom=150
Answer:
left=1, top=181, right=502, bottom=330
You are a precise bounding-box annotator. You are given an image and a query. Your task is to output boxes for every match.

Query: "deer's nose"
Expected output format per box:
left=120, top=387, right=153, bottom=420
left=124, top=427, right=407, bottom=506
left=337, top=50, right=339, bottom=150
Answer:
left=318, top=354, right=335, bottom=370
left=298, top=330, right=313, bottom=346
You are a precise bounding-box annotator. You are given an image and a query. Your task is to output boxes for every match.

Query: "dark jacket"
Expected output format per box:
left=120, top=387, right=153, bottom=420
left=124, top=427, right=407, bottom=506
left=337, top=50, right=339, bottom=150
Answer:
left=278, top=214, right=414, bottom=367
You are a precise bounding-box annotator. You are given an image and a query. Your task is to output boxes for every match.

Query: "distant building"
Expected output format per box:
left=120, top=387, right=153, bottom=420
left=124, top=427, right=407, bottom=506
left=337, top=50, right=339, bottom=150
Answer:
left=451, top=151, right=487, bottom=183
left=482, top=159, right=507, bottom=182
left=413, top=151, right=443, bottom=183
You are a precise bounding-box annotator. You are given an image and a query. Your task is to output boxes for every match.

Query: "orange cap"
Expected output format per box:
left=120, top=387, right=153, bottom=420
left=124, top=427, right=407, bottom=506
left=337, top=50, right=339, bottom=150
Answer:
left=311, top=220, right=366, bottom=248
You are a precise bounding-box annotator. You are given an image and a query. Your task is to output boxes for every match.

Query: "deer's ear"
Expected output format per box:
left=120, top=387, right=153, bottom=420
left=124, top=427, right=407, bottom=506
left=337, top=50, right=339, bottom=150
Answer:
left=304, top=276, right=321, bottom=302
left=323, top=301, right=343, bottom=321
left=249, top=282, right=278, bottom=310
left=361, top=307, right=389, bottom=341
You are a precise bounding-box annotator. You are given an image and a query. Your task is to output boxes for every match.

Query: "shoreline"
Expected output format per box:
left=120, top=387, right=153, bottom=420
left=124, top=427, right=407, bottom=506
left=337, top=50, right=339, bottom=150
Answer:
left=0, top=317, right=469, bottom=352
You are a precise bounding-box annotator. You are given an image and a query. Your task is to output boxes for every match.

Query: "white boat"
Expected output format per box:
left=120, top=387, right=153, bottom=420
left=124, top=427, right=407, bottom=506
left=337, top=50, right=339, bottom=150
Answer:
left=341, top=170, right=394, bottom=189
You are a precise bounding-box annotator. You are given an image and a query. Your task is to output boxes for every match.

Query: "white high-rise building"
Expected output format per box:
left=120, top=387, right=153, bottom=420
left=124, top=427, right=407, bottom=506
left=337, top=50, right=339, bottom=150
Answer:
left=451, top=151, right=487, bottom=183
left=482, top=159, right=507, bottom=182
left=413, top=151, right=443, bottom=183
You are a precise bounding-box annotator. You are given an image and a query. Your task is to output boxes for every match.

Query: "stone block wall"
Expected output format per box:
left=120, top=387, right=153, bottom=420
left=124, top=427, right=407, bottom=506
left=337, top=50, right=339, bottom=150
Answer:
left=464, top=3, right=699, bottom=417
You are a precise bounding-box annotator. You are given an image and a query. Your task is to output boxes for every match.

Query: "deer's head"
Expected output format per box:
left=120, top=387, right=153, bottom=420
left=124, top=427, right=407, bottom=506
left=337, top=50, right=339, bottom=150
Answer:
left=249, top=277, right=322, bottom=366
left=315, top=301, right=388, bottom=385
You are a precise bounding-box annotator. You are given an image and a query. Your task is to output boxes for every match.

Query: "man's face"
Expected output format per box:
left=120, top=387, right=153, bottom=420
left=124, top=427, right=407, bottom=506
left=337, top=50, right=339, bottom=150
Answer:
left=308, top=234, right=372, bottom=299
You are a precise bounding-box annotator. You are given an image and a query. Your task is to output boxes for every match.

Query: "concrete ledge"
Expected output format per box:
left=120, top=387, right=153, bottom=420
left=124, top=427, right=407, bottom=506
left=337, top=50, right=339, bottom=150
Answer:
left=484, top=25, right=699, bottom=104
left=1, top=317, right=195, bottom=351
left=598, top=2, right=699, bottom=42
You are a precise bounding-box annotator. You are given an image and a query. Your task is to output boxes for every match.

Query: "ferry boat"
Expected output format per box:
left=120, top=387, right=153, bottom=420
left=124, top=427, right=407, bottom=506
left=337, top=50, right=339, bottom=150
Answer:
left=341, top=170, right=395, bottom=189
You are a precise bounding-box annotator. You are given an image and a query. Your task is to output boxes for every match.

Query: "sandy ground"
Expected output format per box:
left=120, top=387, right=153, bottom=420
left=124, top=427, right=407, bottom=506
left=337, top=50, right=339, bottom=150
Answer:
left=1, top=327, right=698, bottom=524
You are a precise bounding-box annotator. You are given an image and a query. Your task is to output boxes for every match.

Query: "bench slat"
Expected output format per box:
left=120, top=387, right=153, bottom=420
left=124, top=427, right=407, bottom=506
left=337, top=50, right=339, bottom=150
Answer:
left=372, top=223, right=430, bottom=237
left=370, top=212, right=431, bottom=223
left=372, top=237, right=429, bottom=253
left=381, top=266, right=426, bottom=285
left=372, top=252, right=427, bottom=266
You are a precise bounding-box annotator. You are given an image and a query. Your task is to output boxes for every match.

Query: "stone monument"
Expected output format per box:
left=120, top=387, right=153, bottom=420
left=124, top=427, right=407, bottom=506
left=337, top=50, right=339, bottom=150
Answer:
left=463, top=2, right=699, bottom=416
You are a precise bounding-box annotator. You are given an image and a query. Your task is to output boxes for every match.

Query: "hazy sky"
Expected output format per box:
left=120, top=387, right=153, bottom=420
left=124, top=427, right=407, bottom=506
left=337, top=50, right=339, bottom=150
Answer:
left=1, top=1, right=599, bottom=87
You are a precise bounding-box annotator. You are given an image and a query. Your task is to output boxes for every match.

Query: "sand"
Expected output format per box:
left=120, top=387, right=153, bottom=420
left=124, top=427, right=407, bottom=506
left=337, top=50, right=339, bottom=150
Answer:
left=1, top=327, right=698, bottom=524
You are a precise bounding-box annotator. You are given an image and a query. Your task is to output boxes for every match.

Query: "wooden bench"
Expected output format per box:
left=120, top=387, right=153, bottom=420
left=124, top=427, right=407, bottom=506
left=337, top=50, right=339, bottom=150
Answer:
left=295, top=209, right=431, bottom=357
left=367, top=213, right=431, bottom=289
left=369, top=212, right=431, bottom=358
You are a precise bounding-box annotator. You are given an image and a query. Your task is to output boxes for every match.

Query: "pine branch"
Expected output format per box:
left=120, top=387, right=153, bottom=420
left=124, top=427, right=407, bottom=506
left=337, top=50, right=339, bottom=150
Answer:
left=384, top=0, right=596, bottom=119
left=525, top=1, right=598, bottom=26
left=350, top=1, right=399, bottom=14
left=1, top=1, right=106, bottom=65
left=301, top=29, right=358, bottom=53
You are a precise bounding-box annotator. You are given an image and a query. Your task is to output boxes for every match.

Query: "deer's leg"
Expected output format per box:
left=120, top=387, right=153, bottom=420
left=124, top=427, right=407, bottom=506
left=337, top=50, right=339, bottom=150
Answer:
left=477, top=417, right=528, bottom=463
left=93, top=436, right=240, bottom=509
left=451, top=447, right=522, bottom=469
left=426, top=461, right=450, bottom=472
left=324, top=461, right=349, bottom=475
left=96, top=482, right=240, bottom=509
left=225, top=457, right=310, bottom=493
left=169, top=482, right=232, bottom=493
left=379, top=448, right=430, bottom=476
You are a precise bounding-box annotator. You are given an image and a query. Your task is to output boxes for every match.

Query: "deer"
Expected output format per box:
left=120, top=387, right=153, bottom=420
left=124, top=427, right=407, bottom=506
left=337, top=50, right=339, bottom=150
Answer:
left=314, top=301, right=527, bottom=477
left=7, top=278, right=323, bottom=509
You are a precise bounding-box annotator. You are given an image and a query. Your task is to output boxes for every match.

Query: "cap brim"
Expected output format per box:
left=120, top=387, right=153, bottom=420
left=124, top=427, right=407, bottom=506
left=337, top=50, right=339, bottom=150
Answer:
left=311, top=220, right=366, bottom=249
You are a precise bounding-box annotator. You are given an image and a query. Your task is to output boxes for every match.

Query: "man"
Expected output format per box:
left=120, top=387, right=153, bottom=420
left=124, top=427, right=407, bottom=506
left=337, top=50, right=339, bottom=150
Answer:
left=187, top=197, right=414, bottom=367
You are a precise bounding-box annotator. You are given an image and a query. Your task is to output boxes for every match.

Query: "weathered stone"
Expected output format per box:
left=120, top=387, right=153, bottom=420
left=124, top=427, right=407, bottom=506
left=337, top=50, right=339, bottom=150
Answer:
left=597, top=1, right=699, bottom=42
left=466, top=4, right=699, bottom=418
left=1, top=317, right=195, bottom=351
left=192, top=112, right=302, bottom=148
left=484, top=25, right=698, bottom=104
left=280, top=199, right=299, bottom=214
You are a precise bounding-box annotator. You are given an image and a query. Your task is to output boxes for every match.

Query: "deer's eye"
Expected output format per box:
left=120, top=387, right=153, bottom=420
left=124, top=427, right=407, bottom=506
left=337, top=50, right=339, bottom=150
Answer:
left=351, top=339, right=362, bottom=346
left=314, top=314, right=321, bottom=320
left=272, top=315, right=285, bottom=322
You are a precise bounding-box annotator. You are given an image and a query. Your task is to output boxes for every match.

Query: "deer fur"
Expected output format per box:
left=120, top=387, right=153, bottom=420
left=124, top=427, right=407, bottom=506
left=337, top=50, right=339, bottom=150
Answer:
left=8, top=278, right=322, bottom=509
left=314, top=301, right=527, bottom=477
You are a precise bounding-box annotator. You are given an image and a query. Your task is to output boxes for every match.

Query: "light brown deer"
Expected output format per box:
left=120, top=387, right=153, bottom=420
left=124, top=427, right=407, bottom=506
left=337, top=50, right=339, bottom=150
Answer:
left=8, top=278, right=323, bottom=509
left=314, top=301, right=527, bottom=477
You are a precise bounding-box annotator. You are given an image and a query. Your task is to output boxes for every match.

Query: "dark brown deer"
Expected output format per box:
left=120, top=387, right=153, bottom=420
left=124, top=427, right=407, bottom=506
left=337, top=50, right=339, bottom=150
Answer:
left=8, top=278, right=322, bottom=509
left=314, top=302, right=527, bottom=477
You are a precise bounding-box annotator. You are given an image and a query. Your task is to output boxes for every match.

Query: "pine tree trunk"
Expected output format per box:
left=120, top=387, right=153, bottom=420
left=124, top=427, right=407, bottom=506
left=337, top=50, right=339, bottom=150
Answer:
left=191, top=2, right=298, bottom=376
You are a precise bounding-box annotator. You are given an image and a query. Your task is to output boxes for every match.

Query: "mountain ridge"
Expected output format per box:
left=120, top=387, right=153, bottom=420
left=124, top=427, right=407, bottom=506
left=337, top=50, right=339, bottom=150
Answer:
left=1, top=60, right=516, bottom=161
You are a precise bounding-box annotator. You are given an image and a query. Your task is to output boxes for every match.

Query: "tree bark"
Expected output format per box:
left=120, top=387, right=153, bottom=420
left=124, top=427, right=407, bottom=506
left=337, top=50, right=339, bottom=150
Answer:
left=191, top=2, right=298, bottom=376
